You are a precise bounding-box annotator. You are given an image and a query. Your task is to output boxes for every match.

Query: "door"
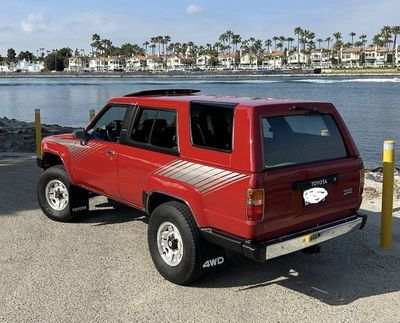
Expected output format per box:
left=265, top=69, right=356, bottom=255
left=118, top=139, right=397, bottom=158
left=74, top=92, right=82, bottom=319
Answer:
left=72, top=105, right=129, bottom=197
left=118, top=107, right=179, bottom=206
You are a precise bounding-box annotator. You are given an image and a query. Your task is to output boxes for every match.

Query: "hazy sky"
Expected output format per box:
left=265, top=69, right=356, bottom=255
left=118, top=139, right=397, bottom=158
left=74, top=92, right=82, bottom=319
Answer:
left=1, top=0, right=399, bottom=55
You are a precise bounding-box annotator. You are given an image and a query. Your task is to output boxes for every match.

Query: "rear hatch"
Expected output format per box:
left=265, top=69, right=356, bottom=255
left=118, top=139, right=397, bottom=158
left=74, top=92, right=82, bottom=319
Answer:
left=256, top=103, right=363, bottom=240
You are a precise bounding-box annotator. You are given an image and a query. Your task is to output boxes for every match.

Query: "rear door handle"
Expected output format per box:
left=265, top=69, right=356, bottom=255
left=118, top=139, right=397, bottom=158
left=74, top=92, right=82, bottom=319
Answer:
left=106, top=149, right=115, bottom=155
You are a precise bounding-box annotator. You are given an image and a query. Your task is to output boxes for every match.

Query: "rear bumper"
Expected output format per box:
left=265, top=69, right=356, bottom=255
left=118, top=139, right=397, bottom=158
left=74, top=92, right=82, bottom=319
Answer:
left=200, top=213, right=367, bottom=262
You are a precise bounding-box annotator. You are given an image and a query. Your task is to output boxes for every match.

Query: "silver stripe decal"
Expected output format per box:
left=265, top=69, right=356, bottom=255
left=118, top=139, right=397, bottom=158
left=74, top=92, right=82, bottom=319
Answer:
left=157, top=160, right=189, bottom=176
left=186, top=168, right=225, bottom=185
left=162, top=161, right=194, bottom=178
left=154, top=159, right=182, bottom=175
left=203, top=175, right=250, bottom=195
left=169, top=163, right=205, bottom=180
left=197, top=172, right=242, bottom=191
left=193, top=170, right=232, bottom=188
left=176, top=165, right=215, bottom=183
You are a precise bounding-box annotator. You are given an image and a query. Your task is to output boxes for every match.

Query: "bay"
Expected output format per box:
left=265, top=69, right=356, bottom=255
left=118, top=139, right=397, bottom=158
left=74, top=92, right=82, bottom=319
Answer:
left=0, top=75, right=399, bottom=168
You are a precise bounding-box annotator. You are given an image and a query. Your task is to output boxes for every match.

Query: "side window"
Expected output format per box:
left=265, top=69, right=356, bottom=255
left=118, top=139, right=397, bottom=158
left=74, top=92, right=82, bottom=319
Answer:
left=88, top=106, right=128, bottom=142
left=131, top=108, right=178, bottom=151
left=190, top=102, right=234, bottom=151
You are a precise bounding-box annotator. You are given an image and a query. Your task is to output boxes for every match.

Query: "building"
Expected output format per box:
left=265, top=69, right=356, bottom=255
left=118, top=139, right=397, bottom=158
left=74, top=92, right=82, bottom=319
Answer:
left=68, top=55, right=89, bottom=72
left=217, top=52, right=236, bottom=68
left=340, top=48, right=361, bottom=67
left=0, top=62, right=10, bottom=72
left=107, top=56, right=126, bottom=71
left=364, top=46, right=389, bottom=67
left=310, top=49, right=332, bottom=68
left=394, top=44, right=400, bottom=67
left=262, top=51, right=284, bottom=69
left=167, top=55, right=186, bottom=69
left=89, top=56, right=108, bottom=72
left=239, top=53, right=260, bottom=68
left=196, top=55, right=212, bottom=69
left=287, top=51, right=309, bottom=67
left=145, top=55, right=163, bottom=70
left=126, top=56, right=147, bottom=71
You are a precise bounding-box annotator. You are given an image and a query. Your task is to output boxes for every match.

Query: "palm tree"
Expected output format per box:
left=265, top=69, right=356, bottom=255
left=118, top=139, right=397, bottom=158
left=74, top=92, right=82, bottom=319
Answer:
left=317, top=38, right=324, bottom=49
left=143, top=41, right=149, bottom=55
left=325, top=37, right=332, bottom=49
left=381, top=25, right=392, bottom=49
left=91, top=34, right=101, bottom=56
left=359, top=34, right=367, bottom=49
left=272, top=36, right=279, bottom=50
left=349, top=32, right=356, bottom=46
left=294, top=27, right=303, bottom=52
left=372, top=34, right=384, bottom=47
left=286, top=37, right=294, bottom=51
left=333, top=32, right=342, bottom=65
left=391, top=26, right=400, bottom=62
left=265, top=39, right=272, bottom=52
left=232, top=34, right=242, bottom=53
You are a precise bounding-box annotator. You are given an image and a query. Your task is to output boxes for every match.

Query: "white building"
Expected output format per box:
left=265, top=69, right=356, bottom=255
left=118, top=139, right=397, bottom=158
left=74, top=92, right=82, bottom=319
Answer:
left=218, top=53, right=236, bottom=68
left=196, top=55, right=212, bottom=69
left=310, top=49, right=332, bottom=68
left=126, top=56, right=147, bottom=71
left=340, top=48, right=361, bottom=67
left=287, top=51, right=309, bottom=66
left=89, top=56, right=108, bottom=72
left=262, top=51, right=283, bottom=69
left=68, top=56, right=89, bottom=72
left=240, top=53, right=260, bottom=68
left=107, top=56, right=126, bottom=71
left=364, top=46, right=389, bottom=67
left=145, top=55, right=163, bottom=70
left=395, top=44, right=400, bottom=67
left=0, top=62, right=11, bottom=72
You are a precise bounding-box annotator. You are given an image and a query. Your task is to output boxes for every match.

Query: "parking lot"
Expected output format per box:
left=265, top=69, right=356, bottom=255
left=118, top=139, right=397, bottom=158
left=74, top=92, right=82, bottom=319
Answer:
left=1, top=156, right=400, bottom=322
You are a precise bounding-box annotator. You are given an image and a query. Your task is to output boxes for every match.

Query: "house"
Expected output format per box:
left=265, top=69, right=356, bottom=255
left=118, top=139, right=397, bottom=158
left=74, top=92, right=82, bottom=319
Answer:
left=287, top=51, right=309, bottom=67
left=68, top=55, right=89, bottom=72
left=364, top=46, right=389, bottom=67
left=340, top=47, right=361, bottom=67
left=196, top=55, right=212, bottom=69
left=395, top=44, right=400, bottom=67
left=89, top=56, right=108, bottom=72
left=145, top=55, right=163, bottom=70
left=167, top=55, right=186, bottom=69
left=107, top=56, right=126, bottom=71
left=217, top=52, right=236, bottom=68
left=310, top=49, right=332, bottom=68
left=126, top=56, right=147, bottom=71
left=240, top=53, right=260, bottom=68
left=262, top=51, right=283, bottom=69
left=0, top=62, right=10, bottom=72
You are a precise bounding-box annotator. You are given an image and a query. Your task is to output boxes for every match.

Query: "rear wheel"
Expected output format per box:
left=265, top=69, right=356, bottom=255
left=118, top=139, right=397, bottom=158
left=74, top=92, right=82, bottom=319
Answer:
left=37, top=165, right=76, bottom=222
left=148, top=201, right=202, bottom=285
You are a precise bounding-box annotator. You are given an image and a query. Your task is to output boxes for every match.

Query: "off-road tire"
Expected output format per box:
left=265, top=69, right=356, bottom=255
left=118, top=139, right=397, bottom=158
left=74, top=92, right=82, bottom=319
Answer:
left=37, top=165, right=74, bottom=222
left=148, top=201, right=202, bottom=285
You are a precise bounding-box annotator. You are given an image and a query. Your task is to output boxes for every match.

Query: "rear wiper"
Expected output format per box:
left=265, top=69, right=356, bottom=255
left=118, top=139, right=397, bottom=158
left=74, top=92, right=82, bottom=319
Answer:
left=289, top=105, right=325, bottom=114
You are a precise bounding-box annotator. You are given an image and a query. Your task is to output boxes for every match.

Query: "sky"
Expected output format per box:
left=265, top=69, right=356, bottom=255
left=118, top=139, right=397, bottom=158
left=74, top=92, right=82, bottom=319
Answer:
left=0, top=0, right=399, bottom=56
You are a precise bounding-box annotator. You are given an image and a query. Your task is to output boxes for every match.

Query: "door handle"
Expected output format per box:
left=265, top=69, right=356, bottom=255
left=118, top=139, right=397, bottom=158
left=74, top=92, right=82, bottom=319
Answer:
left=106, top=149, right=115, bottom=155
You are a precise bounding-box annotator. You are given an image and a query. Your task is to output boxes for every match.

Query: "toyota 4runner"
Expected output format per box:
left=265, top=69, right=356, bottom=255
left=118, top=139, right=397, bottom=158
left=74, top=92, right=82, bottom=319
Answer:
left=37, top=89, right=366, bottom=285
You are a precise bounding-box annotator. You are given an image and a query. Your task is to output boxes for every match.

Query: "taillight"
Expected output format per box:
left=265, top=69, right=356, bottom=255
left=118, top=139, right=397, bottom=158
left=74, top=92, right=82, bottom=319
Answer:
left=246, top=189, right=265, bottom=222
left=359, top=168, right=365, bottom=195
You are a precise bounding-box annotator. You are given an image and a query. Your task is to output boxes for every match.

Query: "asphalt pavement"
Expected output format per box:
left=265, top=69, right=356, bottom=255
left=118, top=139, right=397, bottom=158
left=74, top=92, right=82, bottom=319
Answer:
left=0, top=156, right=400, bottom=322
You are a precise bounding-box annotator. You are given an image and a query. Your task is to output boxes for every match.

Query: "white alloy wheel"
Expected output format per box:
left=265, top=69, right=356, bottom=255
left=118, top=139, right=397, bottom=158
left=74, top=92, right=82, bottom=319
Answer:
left=45, top=179, right=69, bottom=211
left=157, top=221, right=184, bottom=266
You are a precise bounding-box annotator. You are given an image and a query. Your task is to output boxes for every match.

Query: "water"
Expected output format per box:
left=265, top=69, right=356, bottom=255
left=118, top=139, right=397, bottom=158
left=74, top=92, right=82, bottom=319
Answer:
left=0, top=76, right=399, bottom=168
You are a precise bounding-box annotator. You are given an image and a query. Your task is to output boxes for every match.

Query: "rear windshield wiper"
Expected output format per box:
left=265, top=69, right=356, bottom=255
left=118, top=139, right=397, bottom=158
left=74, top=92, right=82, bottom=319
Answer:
left=289, top=105, right=325, bottom=114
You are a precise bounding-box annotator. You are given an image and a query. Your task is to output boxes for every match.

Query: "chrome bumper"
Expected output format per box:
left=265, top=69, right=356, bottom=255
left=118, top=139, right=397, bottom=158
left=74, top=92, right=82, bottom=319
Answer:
left=265, top=216, right=364, bottom=260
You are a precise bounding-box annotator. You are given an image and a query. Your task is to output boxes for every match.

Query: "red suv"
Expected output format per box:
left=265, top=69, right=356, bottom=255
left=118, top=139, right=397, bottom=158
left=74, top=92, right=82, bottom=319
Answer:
left=37, top=89, right=366, bottom=284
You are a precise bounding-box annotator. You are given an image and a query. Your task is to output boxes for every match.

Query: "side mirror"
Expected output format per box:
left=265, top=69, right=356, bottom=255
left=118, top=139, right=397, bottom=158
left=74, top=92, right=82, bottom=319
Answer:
left=73, top=129, right=90, bottom=145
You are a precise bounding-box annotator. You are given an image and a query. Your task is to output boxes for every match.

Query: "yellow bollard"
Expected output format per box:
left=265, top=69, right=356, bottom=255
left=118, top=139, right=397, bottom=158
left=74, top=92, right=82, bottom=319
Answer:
left=89, top=109, right=96, bottom=121
left=381, top=140, right=395, bottom=249
left=34, top=109, right=42, bottom=157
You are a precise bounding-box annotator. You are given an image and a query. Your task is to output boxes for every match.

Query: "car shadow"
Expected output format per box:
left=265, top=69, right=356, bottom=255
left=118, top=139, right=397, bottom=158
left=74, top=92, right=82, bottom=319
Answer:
left=193, top=209, right=400, bottom=306
left=72, top=198, right=149, bottom=226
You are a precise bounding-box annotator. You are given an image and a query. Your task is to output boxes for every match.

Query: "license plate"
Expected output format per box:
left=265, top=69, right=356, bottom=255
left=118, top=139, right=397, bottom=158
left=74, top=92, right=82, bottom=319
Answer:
left=303, top=187, right=328, bottom=206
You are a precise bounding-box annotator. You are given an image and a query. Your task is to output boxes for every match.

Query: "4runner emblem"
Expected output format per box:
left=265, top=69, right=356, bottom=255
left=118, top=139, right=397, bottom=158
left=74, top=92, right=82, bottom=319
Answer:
left=202, top=257, right=224, bottom=268
left=303, top=187, right=328, bottom=205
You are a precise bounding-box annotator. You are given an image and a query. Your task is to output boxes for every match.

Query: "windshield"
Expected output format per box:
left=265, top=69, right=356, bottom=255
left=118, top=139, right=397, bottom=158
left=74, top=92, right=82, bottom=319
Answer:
left=262, top=114, right=348, bottom=168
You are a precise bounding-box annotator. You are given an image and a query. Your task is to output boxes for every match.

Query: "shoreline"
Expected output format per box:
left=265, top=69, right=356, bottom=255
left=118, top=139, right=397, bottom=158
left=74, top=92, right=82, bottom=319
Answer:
left=1, top=70, right=400, bottom=79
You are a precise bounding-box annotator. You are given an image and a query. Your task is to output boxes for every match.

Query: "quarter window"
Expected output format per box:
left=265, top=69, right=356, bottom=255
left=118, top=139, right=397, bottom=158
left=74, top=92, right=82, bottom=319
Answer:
left=190, top=102, right=234, bottom=151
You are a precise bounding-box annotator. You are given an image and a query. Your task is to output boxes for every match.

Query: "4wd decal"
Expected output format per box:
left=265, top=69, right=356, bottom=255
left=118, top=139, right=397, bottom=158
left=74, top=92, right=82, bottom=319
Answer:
left=202, top=257, right=224, bottom=268
left=154, top=160, right=250, bottom=195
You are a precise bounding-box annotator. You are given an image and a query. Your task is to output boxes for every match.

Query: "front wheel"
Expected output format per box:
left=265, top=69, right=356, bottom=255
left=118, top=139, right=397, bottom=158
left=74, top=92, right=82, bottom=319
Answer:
left=148, top=201, right=202, bottom=285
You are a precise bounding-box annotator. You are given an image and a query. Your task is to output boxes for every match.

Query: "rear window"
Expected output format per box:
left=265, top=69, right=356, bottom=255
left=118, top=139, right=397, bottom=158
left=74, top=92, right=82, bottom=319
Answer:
left=262, top=114, right=347, bottom=168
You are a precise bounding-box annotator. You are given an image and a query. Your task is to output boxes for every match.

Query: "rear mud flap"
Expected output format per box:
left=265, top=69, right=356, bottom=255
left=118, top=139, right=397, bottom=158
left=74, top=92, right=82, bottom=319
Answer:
left=69, top=185, right=89, bottom=217
left=200, top=237, right=226, bottom=272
